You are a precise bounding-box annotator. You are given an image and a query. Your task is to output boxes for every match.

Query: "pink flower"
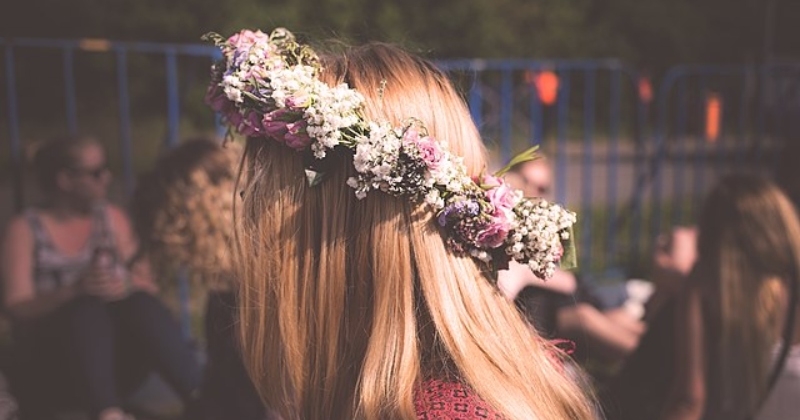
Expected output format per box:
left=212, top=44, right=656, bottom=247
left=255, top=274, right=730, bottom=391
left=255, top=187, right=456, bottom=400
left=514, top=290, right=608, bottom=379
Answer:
left=263, top=109, right=289, bottom=140
left=286, top=93, right=310, bottom=109
left=414, top=135, right=445, bottom=170
left=284, top=121, right=312, bottom=149
left=263, top=120, right=288, bottom=139
left=238, top=111, right=264, bottom=137
left=483, top=176, right=519, bottom=218
left=227, top=30, right=268, bottom=51
left=403, top=128, right=420, bottom=143
left=225, top=110, right=244, bottom=129
left=476, top=221, right=511, bottom=249
left=480, top=174, right=503, bottom=189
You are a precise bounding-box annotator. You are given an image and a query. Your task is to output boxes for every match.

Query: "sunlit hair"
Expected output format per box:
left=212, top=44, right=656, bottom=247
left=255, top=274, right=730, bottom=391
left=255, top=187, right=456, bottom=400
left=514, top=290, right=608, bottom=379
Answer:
left=31, top=134, right=99, bottom=193
left=131, top=138, right=240, bottom=287
left=234, top=42, right=594, bottom=419
left=696, top=175, right=800, bottom=418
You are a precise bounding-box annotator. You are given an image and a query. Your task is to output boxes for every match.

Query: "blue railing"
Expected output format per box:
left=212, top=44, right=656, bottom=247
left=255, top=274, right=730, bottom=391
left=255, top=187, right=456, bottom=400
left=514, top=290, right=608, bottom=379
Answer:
left=3, top=37, right=799, bottom=285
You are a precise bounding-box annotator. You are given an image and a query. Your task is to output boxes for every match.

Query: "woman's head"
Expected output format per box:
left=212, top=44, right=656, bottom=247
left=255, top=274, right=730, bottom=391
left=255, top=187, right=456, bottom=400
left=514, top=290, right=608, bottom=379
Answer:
left=235, top=41, right=592, bottom=419
left=131, top=138, right=239, bottom=283
left=506, top=155, right=553, bottom=199
left=697, top=174, right=800, bottom=286
left=696, top=174, right=800, bottom=416
left=316, top=43, right=487, bottom=175
left=32, top=135, right=110, bottom=203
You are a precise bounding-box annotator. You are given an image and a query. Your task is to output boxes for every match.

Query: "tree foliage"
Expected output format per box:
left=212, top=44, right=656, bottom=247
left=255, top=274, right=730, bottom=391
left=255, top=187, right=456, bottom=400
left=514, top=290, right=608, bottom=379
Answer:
left=3, top=0, right=797, bottom=64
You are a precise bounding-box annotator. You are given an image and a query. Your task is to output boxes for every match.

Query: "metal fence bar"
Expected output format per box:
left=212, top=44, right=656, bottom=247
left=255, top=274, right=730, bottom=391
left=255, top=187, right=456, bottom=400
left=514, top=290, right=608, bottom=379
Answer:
left=63, top=47, right=78, bottom=134
left=469, top=70, right=483, bottom=132
left=580, top=69, right=595, bottom=269
left=555, top=70, right=570, bottom=206
left=165, top=49, right=180, bottom=148
left=500, top=68, right=513, bottom=162
left=529, top=76, right=543, bottom=146
left=606, top=69, right=620, bottom=262
left=163, top=49, right=192, bottom=339
left=672, top=78, right=688, bottom=225
left=755, top=67, right=767, bottom=166
left=0, top=37, right=218, bottom=58
left=693, top=75, right=709, bottom=215
left=5, top=45, right=23, bottom=212
left=714, top=90, right=727, bottom=177
left=115, top=49, right=134, bottom=196
left=736, top=71, right=749, bottom=167
left=628, top=85, right=648, bottom=264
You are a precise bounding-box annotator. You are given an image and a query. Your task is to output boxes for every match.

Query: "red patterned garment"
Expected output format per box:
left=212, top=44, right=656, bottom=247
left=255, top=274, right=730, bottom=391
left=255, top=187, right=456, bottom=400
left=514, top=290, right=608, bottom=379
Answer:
left=414, top=379, right=504, bottom=419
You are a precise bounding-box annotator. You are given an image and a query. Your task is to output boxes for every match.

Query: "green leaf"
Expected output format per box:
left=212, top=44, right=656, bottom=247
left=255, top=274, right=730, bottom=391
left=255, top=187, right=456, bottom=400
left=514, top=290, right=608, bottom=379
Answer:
left=559, top=225, right=578, bottom=271
left=494, top=145, right=540, bottom=177
left=305, top=169, right=327, bottom=187
left=201, top=32, right=226, bottom=47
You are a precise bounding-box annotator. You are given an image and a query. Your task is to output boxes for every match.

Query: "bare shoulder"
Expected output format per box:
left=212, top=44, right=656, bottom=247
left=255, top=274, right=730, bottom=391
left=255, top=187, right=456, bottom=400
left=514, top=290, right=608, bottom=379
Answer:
left=105, top=204, right=133, bottom=230
left=106, top=204, right=130, bottom=221
left=2, top=215, right=32, bottom=242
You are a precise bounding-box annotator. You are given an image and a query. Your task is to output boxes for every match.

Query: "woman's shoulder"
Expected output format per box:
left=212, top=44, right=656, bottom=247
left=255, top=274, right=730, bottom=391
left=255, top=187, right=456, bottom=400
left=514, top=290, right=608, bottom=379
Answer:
left=2, top=213, right=34, bottom=242
left=414, top=378, right=504, bottom=419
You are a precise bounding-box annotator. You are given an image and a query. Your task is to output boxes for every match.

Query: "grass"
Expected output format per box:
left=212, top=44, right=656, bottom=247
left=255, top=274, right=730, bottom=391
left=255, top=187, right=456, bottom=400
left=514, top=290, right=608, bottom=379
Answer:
left=572, top=195, right=697, bottom=280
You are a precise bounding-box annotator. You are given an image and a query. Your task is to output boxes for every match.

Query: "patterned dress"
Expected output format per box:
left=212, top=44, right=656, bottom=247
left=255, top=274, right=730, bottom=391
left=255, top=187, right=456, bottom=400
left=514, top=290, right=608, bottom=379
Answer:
left=414, top=379, right=504, bottom=419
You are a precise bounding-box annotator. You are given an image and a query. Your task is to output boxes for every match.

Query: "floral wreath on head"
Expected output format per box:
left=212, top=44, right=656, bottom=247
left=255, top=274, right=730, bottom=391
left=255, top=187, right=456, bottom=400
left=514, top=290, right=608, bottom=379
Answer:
left=204, top=28, right=577, bottom=280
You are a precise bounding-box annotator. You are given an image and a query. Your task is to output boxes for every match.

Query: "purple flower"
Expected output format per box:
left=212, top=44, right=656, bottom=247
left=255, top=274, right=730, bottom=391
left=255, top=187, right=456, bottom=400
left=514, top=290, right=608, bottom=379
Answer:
left=284, top=121, right=312, bottom=149
left=262, top=109, right=289, bottom=140
left=226, top=110, right=244, bottom=129
left=437, top=199, right=480, bottom=226
left=414, top=135, right=445, bottom=170
left=483, top=175, right=519, bottom=222
left=227, top=30, right=269, bottom=52
left=238, top=111, right=264, bottom=136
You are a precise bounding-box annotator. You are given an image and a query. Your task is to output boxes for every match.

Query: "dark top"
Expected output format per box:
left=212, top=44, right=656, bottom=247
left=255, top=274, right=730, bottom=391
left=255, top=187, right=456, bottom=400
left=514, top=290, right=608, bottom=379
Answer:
left=601, top=298, right=677, bottom=420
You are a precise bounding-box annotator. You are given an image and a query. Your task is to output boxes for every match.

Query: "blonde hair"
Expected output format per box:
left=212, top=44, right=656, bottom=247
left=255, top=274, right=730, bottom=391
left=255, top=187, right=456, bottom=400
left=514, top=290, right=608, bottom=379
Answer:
left=696, top=175, right=800, bottom=418
left=131, top=138, right=240, bottom=287
left=235, top=43, right=594, bottom=419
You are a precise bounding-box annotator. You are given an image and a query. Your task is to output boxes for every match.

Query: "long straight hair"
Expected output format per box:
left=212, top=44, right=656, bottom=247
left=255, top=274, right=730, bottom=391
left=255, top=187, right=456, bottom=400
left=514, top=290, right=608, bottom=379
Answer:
left=696, top=175, right=800, bottom=418
left=235, top=43, right=594, bottom=420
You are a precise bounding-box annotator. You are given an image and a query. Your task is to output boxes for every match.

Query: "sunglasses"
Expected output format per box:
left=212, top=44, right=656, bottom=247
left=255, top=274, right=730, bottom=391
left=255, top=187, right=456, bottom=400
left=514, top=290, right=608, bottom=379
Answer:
left=70, top=165, right=109, bottom=180
left=533, top=184, right=551, bottom=196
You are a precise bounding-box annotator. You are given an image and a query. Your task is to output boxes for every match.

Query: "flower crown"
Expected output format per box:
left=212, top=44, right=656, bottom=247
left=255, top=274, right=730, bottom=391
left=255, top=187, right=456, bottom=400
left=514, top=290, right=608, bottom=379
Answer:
left=204, top=28, right=577, bottom=279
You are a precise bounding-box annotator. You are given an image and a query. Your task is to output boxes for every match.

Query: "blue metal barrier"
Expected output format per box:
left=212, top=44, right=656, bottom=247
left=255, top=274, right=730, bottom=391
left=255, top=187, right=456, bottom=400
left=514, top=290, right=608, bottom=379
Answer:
left=645, top=64, right=798, bottom=253
left=1, top=38, right=220, bottom=338
left=3, top=37, right=799, bottom=293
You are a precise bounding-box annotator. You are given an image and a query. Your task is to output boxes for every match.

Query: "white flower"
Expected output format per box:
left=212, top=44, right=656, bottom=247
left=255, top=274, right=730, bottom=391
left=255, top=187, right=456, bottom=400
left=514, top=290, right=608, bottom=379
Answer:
left=425, top=189, right=445, bottom=209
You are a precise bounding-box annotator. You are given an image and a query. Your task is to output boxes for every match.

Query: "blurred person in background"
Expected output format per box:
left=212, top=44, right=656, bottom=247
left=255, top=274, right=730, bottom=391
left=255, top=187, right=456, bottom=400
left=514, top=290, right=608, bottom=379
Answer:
left=661, top=175, right=800, bottom=420
left=130, top=138, right=277, bottom=420
left=500, top=156, right=645, bottom=363
left=606, top=175, right=800, bottom=420
left=0, top=135, right=201, bottom=420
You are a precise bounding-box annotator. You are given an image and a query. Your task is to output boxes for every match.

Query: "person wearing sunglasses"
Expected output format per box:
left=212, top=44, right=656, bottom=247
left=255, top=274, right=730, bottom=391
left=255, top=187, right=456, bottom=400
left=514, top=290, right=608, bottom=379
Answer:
left=0, top=135, right=201, bottom=420
left=499, top=155, right=645, bottom=364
